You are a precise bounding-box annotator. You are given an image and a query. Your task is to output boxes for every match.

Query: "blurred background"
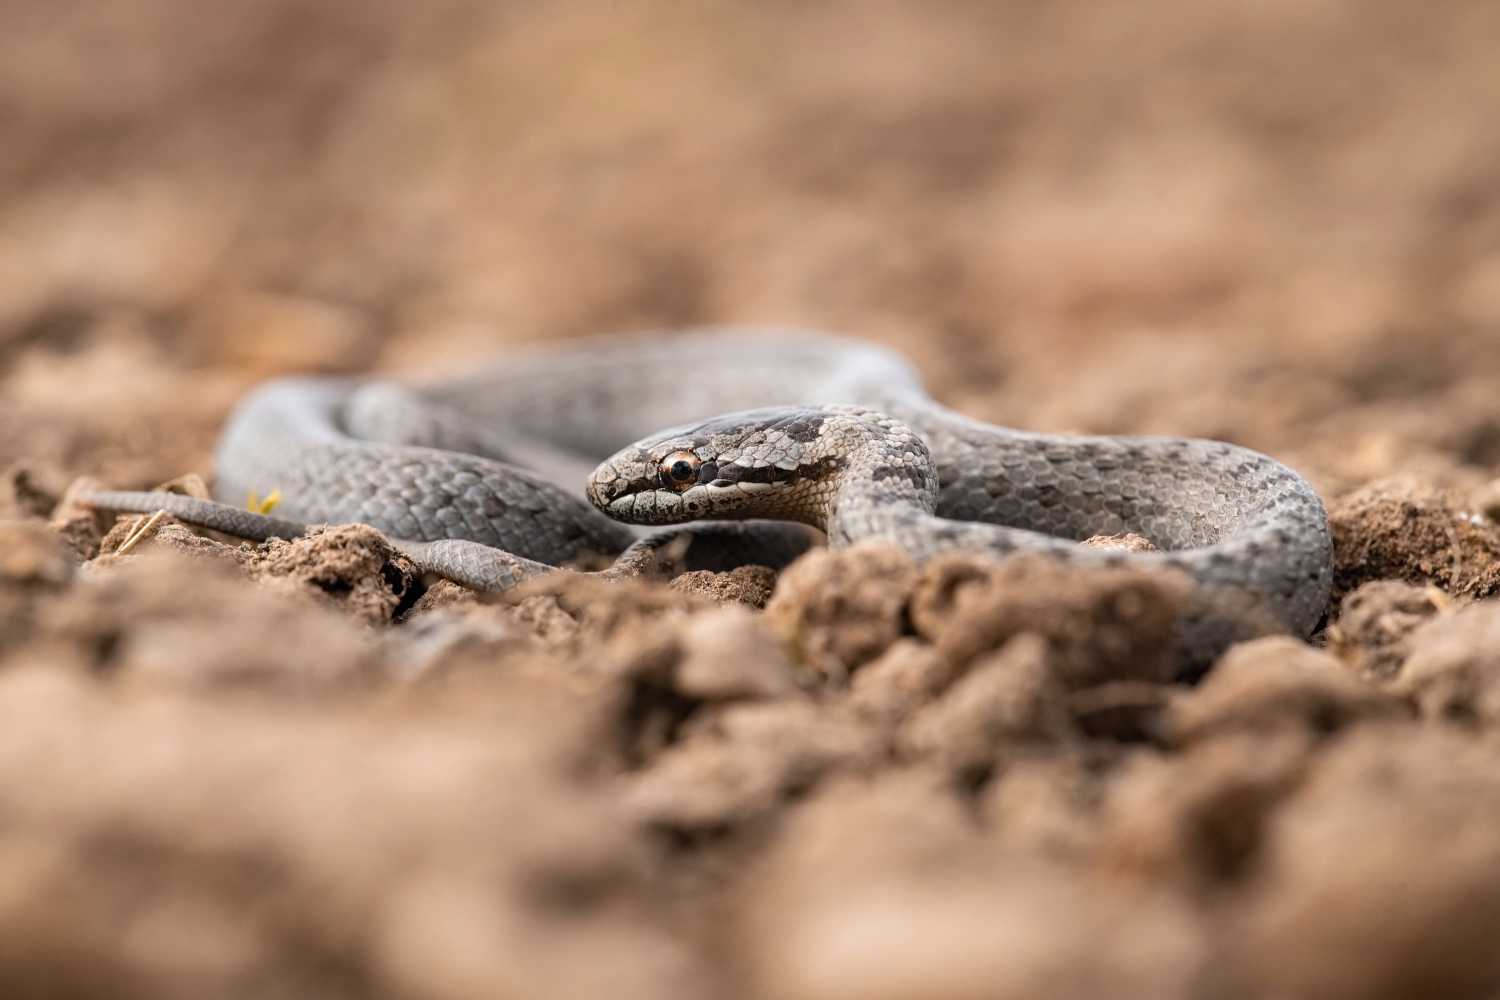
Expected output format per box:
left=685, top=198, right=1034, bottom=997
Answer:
left=3, top=0, right=1500, bottom=492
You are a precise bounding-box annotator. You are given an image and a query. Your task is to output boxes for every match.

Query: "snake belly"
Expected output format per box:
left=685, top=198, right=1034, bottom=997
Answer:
left=82, top=328, right=1334, bottom=662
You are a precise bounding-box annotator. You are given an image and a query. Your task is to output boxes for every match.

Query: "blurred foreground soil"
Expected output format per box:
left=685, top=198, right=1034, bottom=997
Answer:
left=5, top=1, right=1500, bottom=998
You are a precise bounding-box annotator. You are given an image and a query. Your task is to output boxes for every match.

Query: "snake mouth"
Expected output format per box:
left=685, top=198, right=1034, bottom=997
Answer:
left=599, top=475, right=782, bottom=525
left=605, top=483, right=712, bottom=523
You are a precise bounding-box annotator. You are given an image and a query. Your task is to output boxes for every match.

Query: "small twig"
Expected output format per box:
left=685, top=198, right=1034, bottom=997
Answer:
left=116, top=509, right=167, bottom=555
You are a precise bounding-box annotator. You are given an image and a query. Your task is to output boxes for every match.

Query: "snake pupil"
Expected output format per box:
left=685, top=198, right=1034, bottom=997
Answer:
left=658, top=450, right=702, bottom=492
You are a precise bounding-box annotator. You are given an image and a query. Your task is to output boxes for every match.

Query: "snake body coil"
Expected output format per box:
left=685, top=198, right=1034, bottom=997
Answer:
left=84, top=329, right=1333, bottom=665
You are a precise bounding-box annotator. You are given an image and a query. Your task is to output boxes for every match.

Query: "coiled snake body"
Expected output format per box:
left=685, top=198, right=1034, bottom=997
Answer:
left=85, top=329, right=1333, bottom=667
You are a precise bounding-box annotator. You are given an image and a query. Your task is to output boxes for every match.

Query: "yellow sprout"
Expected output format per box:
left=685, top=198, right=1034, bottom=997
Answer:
left=246, top=488, right=283, bottom=514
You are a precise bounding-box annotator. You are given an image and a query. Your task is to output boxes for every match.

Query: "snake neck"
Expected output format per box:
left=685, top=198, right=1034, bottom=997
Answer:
left=821, top=409, right=941, bottom=544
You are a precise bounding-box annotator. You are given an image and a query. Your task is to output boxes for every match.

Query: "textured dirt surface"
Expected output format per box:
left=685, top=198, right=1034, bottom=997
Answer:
left=7, top=1, right=1500, bottom=998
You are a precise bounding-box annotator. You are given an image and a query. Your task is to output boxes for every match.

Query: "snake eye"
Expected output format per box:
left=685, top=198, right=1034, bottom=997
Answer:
left=659, top=450, right=701, bottom=492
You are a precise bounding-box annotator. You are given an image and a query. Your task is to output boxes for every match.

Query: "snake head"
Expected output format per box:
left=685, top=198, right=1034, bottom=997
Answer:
left=587, top=406, right=845, bottom=527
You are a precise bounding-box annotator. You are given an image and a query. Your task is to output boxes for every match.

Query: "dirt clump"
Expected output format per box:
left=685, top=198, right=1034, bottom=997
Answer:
left=0, top=520, right=76, bottom=658
left=1332, top=579, right=1444, bottom=679
left=847, top=639, right=952, bottom=729
left=0, top=462, right=67, bottom=521
left=897, top=633, right=1077, bottom=780
left=741, top=772, right=1205, bottom=1000
left=1392, top=601, right=1500, bottom=728
left=240, top=524, right=423, bottom=626
left=47, top=478, right=120, bottom=561
left=910, top=554, right=1192, bottom=686
left=624, top=700, right=883, bottom=834
left=671, top=606, right=799, bottom=702
left=87, top=517, right=423, bottom=628
left=30, top=550, right=387, bottom=697
left=1327, top=478, right=1500, bottom=605
left=1080, top=532, right=1159, bottom=553
left=1098, top=729, right=1314, bottom=888
left=1092, top=639, right=1409, bottom=888
left=763, top=543, right=918, bottom=683
left=0, top=665, right=698, bottom=1000
left=1225, top=727, right=1500, bottom=1000
left=1167, top=637, right=1406, bottom=746
left=0, top=519, right=74, bottom=589
left=669, top=564, right=778, bottom=609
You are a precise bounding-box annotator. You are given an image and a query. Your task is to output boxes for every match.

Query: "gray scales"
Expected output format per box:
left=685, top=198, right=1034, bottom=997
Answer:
left=83, top=329, right=1334, bottom=668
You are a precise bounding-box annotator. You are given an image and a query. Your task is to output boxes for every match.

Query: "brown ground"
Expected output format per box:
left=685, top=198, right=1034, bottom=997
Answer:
left=4, top=1, right=1500, bottom=997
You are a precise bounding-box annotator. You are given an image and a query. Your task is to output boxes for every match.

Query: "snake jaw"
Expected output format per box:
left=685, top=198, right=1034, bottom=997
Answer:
left=594, top=465, right=771, bottom=524
left=599, top=478, right=793, bottom=526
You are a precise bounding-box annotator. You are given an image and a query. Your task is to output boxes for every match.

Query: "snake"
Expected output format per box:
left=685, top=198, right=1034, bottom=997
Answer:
left=82, top=328, right=1334, bottom=668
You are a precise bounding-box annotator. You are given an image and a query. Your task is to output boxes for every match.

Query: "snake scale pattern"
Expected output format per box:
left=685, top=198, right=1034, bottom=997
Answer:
left=84, top=328, right=1334, bottom=667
